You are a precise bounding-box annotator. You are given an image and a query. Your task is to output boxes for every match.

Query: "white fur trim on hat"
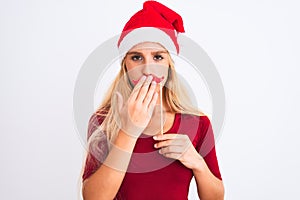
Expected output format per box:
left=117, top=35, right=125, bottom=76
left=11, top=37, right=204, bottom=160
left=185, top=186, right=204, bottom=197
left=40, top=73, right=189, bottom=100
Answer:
left=118, top=27, right=177, bottom=58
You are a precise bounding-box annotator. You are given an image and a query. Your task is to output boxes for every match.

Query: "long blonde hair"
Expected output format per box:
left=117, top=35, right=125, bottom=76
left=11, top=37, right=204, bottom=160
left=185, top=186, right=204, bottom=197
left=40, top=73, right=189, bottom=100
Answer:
left=88, top=48, right=204, bottom=153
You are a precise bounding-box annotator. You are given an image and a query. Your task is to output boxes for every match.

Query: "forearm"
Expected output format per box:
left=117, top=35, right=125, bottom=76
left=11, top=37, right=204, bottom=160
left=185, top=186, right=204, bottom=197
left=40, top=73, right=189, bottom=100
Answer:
left=193, top=158, right=224, bottom=200
left=82, top=130, right=137, bottom=200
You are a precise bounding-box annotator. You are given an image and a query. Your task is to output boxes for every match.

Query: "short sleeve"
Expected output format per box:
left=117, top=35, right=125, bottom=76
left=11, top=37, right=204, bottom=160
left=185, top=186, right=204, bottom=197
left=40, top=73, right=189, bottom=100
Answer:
left=196, top=116, right=222, bottom=180
left=82, top=113, right=108, bottom=181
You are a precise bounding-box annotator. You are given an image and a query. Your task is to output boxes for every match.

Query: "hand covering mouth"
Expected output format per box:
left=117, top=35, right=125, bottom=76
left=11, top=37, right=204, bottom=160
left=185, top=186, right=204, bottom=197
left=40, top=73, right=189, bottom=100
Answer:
left=132, top=75, right=164, bottom=85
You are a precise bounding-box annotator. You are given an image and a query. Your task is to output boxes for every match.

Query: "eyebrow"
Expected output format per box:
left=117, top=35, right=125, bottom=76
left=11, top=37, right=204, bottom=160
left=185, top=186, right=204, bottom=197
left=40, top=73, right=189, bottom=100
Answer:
left=126, top=50, right=168, bottom=55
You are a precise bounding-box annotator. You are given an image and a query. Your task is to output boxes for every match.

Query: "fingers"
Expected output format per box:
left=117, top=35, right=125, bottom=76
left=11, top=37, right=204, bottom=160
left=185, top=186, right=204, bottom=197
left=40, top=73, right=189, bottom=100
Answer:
left=135, top=75, right=154, bottom=103
left=155, top=138, right=190, bottom=153
left=147, top=91, right=158, bottom=112
left=115, top=75, right=159, bottom=138
left=153, top=134, right=180, bottom=141
left=159, top=145, right=185, bottom=154
left=153, top=134, right=192, bottom=157
left=129, top=75, right=158, bottom=110
left=154, top=138, right=183, bottom=148
left=143, top=80, right=157, bottom=106
left=130, top=75, right=147, bottom=101
left=157, top=144, right=191, bottom=160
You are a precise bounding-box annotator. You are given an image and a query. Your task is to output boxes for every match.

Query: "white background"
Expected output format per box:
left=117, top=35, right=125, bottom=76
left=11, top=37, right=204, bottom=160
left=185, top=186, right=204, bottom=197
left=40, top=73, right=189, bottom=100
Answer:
left=1, top=0, right=300, bottom=199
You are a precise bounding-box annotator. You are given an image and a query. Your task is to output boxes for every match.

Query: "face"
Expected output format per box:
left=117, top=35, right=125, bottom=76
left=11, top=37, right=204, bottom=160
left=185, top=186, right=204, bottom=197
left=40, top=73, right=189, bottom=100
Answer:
left=124, top=42, right=170, bottom=90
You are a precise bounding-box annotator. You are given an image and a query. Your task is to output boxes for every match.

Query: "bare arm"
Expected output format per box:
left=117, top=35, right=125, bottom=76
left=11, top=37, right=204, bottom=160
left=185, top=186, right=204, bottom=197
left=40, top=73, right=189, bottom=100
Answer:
left=193, top=158, right=224, bottom=200
left=82, top=75, right=158, bottom=200
left=82, top=130, right=137, bottom=200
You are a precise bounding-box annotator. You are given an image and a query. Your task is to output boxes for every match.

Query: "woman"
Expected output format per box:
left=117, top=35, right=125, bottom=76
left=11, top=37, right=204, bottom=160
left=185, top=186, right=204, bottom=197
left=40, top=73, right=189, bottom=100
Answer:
left=82, top=1, right=224, bottom=199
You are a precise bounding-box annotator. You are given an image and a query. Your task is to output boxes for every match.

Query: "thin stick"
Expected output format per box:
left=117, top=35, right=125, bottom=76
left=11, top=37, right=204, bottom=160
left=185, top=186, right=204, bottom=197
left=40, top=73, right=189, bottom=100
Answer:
left=160, top=84, right=163, bottom=135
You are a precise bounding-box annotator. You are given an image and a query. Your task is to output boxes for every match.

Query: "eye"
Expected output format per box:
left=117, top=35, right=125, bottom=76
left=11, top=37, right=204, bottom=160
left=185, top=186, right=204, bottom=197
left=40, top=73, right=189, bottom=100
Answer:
left=131, top=55, right=143, bottom=61
left=154, top=55, right=164, bottom=60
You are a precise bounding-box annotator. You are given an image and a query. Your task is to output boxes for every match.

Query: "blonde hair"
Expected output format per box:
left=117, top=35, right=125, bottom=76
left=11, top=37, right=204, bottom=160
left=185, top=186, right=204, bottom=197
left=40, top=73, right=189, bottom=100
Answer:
left=88, top=47, right=204, bottom=154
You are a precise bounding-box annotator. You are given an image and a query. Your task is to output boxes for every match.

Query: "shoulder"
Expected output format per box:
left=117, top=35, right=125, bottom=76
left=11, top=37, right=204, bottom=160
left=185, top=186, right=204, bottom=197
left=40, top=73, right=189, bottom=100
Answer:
left=177, top=112, right=212, bottom=137
left=178, top=112, right=211, bottom=127
left=176, top=112, right=212, bottom=147
left=179, top=112, right=213, bottom=137
left=89, top=109, right=108, bottom=125
left=87, top=110, right=108, bottom=140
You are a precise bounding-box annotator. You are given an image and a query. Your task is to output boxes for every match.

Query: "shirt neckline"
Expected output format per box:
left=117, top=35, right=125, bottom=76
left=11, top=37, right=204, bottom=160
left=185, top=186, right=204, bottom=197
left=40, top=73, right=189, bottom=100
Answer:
left=164, top=112, right=180, bottom=134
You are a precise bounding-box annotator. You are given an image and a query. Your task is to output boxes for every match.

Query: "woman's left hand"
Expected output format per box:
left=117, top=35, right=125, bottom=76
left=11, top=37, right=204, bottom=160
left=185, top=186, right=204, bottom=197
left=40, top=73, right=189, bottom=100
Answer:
left=153, top=134, right=204, bottom=170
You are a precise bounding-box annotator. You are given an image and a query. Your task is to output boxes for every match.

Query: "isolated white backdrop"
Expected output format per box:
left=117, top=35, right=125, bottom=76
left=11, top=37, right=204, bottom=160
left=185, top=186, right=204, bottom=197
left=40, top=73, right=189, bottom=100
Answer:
left=1, top=0, right=299, bottom=199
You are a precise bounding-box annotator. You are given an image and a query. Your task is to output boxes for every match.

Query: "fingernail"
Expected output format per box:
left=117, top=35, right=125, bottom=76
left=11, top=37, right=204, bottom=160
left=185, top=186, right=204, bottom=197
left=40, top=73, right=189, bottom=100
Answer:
left=153, top=136, right=157, bottom=140
left=154, top=144, right=157, bottom=148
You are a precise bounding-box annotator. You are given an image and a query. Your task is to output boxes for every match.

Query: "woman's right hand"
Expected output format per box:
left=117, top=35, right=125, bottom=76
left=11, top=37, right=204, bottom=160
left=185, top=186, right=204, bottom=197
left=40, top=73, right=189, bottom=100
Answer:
left=115, top=75, right=158, bottom=138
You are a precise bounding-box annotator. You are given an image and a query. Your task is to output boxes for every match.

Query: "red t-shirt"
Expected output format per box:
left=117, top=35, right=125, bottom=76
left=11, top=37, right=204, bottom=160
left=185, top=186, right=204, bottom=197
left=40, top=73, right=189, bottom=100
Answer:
left=82, top=112, right=222, bottom=200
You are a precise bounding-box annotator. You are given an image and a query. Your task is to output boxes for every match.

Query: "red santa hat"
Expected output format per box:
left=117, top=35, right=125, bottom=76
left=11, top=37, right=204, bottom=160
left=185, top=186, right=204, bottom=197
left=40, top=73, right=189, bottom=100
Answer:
left=117, top=1, right=185, bottom=57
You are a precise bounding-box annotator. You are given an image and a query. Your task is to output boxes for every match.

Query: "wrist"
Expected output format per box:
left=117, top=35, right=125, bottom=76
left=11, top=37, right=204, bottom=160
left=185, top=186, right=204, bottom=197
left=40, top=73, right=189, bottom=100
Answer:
left=114, top=130, right=139, bottom=151
left=120, top=126, right=144, bottom=138
left=191, top=156, right=207, bottom=174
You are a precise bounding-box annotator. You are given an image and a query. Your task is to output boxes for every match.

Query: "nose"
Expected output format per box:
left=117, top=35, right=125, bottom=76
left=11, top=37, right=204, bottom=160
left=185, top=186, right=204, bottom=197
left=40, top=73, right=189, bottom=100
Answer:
left=142, top=64, right=151, bottom=75
left=141, top=55, right=154, bottom=75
